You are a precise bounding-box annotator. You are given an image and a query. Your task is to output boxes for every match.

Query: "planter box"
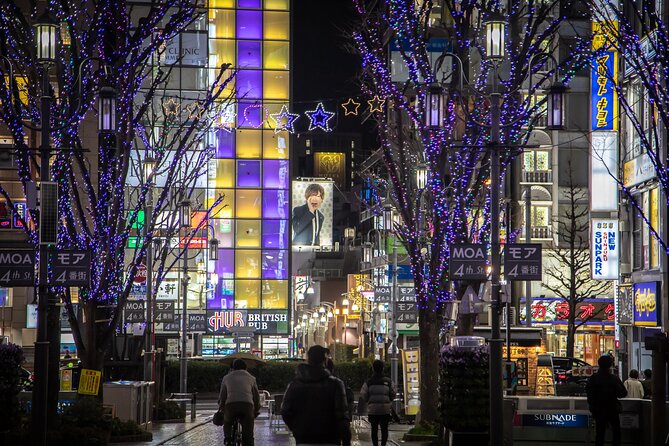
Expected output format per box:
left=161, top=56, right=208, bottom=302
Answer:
left=110, top=432, right=153, bottom=443
left=447, top=430, right=487, bottom=446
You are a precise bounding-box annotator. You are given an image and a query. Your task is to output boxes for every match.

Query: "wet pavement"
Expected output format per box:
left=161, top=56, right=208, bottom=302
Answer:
left=123, top=405, right=417, bottom=446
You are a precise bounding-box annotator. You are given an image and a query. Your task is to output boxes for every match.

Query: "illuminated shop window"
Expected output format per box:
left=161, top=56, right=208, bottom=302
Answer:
left=236, top=189, right=262, bottom=218
left=263, top=41, right=289, bottom=69
left=261, top=250, right=288, bottom=279
left=207, top=188, right=234, bottom=218
left=263, top=12, right=289, bottom=40
left=211, top=10, right=236, bottom=38
left=237, top=160, right=262, bottom=187
left=235, top=249, right=261, bottom=278
left=236, top=220, right=261, bottom=247
left=262, top=130, right=289, bottom=159
left=235, top=280, right=261, bottom=307
left=261, top=279, right=288, bottom=308
left=263, top=71, right=289, bottom=100
left=212, top=159, right=235, bottom=188
left=262, top=219, right=288, bottom=249
left=262, top=160, right=288, bottom=188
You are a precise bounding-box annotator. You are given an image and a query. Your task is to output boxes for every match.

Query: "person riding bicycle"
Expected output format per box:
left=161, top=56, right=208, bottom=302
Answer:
left=219, top=359, right=260, bottom=446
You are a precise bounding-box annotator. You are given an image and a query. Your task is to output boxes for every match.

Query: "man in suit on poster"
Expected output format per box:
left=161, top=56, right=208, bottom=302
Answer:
left=292, top=183, right=325, bottom=246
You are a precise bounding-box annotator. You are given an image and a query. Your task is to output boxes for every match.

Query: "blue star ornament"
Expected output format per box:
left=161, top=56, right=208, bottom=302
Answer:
left=270, top=105, right=300, bottom=133
left=306, top=102, right=335, bottom=132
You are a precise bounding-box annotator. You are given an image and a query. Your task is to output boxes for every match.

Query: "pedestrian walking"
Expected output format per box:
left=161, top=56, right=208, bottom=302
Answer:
left=641, top=369, right=652, bottom=399
left=623, top=369, right=644, bottom=399
left=359, top=360, right=395, bottom=446
left=281, top=345, right=351, bottom=446
left=218, top=359, right=260, bottom=446
left=586, top=355, right=627, bottom=446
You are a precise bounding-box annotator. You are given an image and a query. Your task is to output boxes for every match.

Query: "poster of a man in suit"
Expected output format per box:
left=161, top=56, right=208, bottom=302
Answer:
left=291, top=181, right=333, bottom=249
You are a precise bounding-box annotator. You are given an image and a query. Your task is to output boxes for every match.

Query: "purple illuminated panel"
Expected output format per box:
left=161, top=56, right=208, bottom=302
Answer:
left=238, top=41, right=261, bottom=68
left=263, top=160, right=289, bottom=188
left=237, top=70, right=262, bottom=99
left=262, top=220, right=288, bottom=249
left=209, top=279, right=234, bottom=309
left=215, top=249, right=235, bottom=278
left=262, top=250, right=288, bottom=279
left=238, top=0, right=261, bottom=7
left=236, top=10, right=262, bottom=40
left=237, top=160, right=261, bottom=187
left=262, top=189, right=288, bottom=219
left=214, top=129, right=235, bottom=158
left=238, top=101, right=264, bottom=127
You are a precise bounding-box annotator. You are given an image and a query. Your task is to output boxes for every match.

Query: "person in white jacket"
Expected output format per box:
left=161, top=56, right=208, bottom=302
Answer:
left=219, top=359, right=260, bottom=445
left=623, top=369, right=645, bottom=399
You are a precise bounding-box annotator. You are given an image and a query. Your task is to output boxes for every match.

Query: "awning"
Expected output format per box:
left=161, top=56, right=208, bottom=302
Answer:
left=472, top=326, right=543, bottom=347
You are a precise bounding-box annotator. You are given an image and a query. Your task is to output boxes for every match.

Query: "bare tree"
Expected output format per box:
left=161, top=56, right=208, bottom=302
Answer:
left=543, top=159, right=611, bottom=357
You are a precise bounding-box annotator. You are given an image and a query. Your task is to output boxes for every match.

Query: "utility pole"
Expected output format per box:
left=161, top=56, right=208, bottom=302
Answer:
left=525, top=184, right=532, bottom=327
left=143, top=181, right=154, bottom=382
left=180, top=244, right=189, bottom=395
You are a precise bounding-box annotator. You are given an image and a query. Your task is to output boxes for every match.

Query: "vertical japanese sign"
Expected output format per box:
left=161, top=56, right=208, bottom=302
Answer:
left=78, top=369, right=102, bottom=396
left=591, top=219, right=619, bottom=280
left=590, top=17, right=619, bottom=212
left=401, top=349, right=420, bottom=416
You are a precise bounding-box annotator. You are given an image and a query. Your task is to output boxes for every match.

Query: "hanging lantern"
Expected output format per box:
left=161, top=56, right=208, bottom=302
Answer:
left=179, top=199, right=192, bottom=229
left=415, top=163, right=428, bottom=189
left=545, top=80, right=568, bottom=130
left=424, top=83, right=445, bottom=129
left=98, top=86, right=117, bottom=133
left=383, top=205, right=394, bottom=232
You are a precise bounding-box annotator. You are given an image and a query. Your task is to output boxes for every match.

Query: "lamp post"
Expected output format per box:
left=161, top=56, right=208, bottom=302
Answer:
left=179, top=199, right=191, bottom=396
left=383, top=204, right=399, bottom=413
left=142, top=156, right=155, bottom=382
left=424, top=16, right=566, bottom=445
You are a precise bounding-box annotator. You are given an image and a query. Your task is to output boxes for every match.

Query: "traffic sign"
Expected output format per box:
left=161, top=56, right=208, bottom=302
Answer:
left=449, top=244, right=487, bottom=280
left=134, top=263, right=147, bottom=284
left=0, top=250, right=35, bottom=286
left=504, top=244, right=542, bottom=280
left=51, top=250, right=91, bottom=286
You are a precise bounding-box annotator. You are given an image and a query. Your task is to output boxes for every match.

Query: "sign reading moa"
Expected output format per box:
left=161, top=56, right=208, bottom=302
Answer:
left=0, top=250, right=36, bottom=286
left=449, top=244, right=487, bottom=280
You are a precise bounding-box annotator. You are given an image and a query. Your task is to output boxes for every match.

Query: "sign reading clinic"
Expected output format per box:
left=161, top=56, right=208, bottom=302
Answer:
left=591, top=219, right=619, bottom=280
left=633, top=282, right=659, bottom=327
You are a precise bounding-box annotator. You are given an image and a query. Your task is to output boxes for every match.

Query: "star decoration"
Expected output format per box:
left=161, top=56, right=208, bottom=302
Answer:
left=341, top=98, right=361, bottom=116
left=306, top=102, right=335, bottom=132
left=186, top=101, right=206, bottom=120
left=162, top=97, right=180, bottom=117
left=367, top=95, right=385, bottom=113
left=270, top=105, right=300, bottom=133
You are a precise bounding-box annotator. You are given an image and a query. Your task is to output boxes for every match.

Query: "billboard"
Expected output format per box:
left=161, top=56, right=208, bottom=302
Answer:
left=314, top=153, right=346, bottom=188
left=591, top=219, right=619, bottom=280
left=590, top=132, right=619, bottom=212
left=291, top=180, right=333, bottom=250
left=519, top=298, right=615, bottom=325
left=633, top=282, right=659, bottom=327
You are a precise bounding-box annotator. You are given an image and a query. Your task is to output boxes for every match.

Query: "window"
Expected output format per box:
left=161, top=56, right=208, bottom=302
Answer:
left=531, top=206, right=550, bottom=227
left=523, top=150, right=550, bottom=172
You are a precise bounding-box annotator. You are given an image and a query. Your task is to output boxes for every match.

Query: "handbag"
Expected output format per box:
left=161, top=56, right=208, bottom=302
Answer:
left=213, top=409, right=225, bottom=426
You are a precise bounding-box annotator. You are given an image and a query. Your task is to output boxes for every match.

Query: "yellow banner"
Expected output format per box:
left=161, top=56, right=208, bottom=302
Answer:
left=60, top=369, right=73, bottom=392
left=401, top=349, right=420, bottom=416
left=78, top=369, right=102, bottom=396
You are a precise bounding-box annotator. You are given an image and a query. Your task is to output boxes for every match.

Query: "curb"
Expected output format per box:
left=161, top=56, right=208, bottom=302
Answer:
left=156, top=417, right=212, bottom=445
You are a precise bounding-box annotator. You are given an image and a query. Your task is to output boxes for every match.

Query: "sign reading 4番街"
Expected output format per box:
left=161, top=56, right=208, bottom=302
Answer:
left=50, top=250, right=91, bottom=286
left=78, top=369, right=102, bottom=396
left=504, top=244, right=542, bottom=281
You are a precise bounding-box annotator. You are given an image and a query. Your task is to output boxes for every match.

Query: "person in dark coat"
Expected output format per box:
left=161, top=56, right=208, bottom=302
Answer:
left=292, top=183, right=325, bottom=246
left=281, top=345, right=351, bottom=446
left=359, top=360, right=396, bottom=446
left=641, top=369, right=652, bottom=399
left=586, top=355, right=627, bottom=446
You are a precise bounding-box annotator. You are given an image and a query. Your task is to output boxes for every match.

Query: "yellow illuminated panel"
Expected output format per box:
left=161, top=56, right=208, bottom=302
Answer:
left=213, top=159, right=235, bottom=188
left=263, top=103, right=285, bottom=130
left=265, top=0, right=289, bottom=10
left=211, top=10, right=236, bottom=38
left=236, top=130, right=262, bottom=158
left=211, top=0, right=235, bottom=7
left=236, top=189, right=262, bottom=218
left=210, top=39, right=236, bottom=66
left=207, top=189, right=235, bottom=218
left=262, top=280, right=288, bottom=309
left=235, top=250, right=261, bottom=278
left=235, top=280, right=261, bottom=308
left=262, top=130, right=289, bottom=159
left=236, top=220, right=261, bottom=248
left=263, top=42, right=289, bottom=70
left=263, top=12, right=289, bottom=40
left=263, top=71, right=289, bottom=100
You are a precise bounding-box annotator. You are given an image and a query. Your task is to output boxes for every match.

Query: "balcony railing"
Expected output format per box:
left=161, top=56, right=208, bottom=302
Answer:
left=522, top=170, right=552, bottom=183
left=520, top=226, right=552, bottom=240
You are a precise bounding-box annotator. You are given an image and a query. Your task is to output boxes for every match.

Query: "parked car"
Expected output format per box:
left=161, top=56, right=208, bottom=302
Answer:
left=551, top=357, right=591, bottom=396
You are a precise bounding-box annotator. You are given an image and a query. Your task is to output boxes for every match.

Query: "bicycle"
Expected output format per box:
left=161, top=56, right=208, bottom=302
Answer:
left=226, top=416, right=243, bottom=446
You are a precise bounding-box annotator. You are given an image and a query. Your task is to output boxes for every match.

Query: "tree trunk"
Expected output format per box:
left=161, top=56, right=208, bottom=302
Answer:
left=418, top=306, right=440, bottom=424
left=566, top=311, right=576, bottom=358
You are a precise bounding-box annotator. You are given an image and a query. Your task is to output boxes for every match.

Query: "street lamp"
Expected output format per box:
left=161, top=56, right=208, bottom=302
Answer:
left=34, top=12, right=58, bottom=63
left=382, top=204, right=400, bottom=414
left=545, top=80, right=567, bottom=130
left=415, top=163, right=429, bottom=190
left=143, top=155, right=155, bottom=383
left=98, top=86, right=117, bottom=133
left=424, top=83, right=445, bottom=130
left=484, top=14, right=506, bottom=60
left=209, top=237, right=219, bottom=261
left=179, top=198, right=192, bottom=399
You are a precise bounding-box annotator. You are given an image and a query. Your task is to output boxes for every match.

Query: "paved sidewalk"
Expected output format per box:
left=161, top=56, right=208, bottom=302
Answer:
left=122, top=409, right=420, bottom=446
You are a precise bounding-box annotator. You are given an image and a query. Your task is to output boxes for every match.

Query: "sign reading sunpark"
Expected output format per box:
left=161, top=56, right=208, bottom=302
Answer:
left=78, top=369, right=102, bottom=396
left=591, top=219, right=619, bottom=280
left=633, top=282, right=659, bottom=327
